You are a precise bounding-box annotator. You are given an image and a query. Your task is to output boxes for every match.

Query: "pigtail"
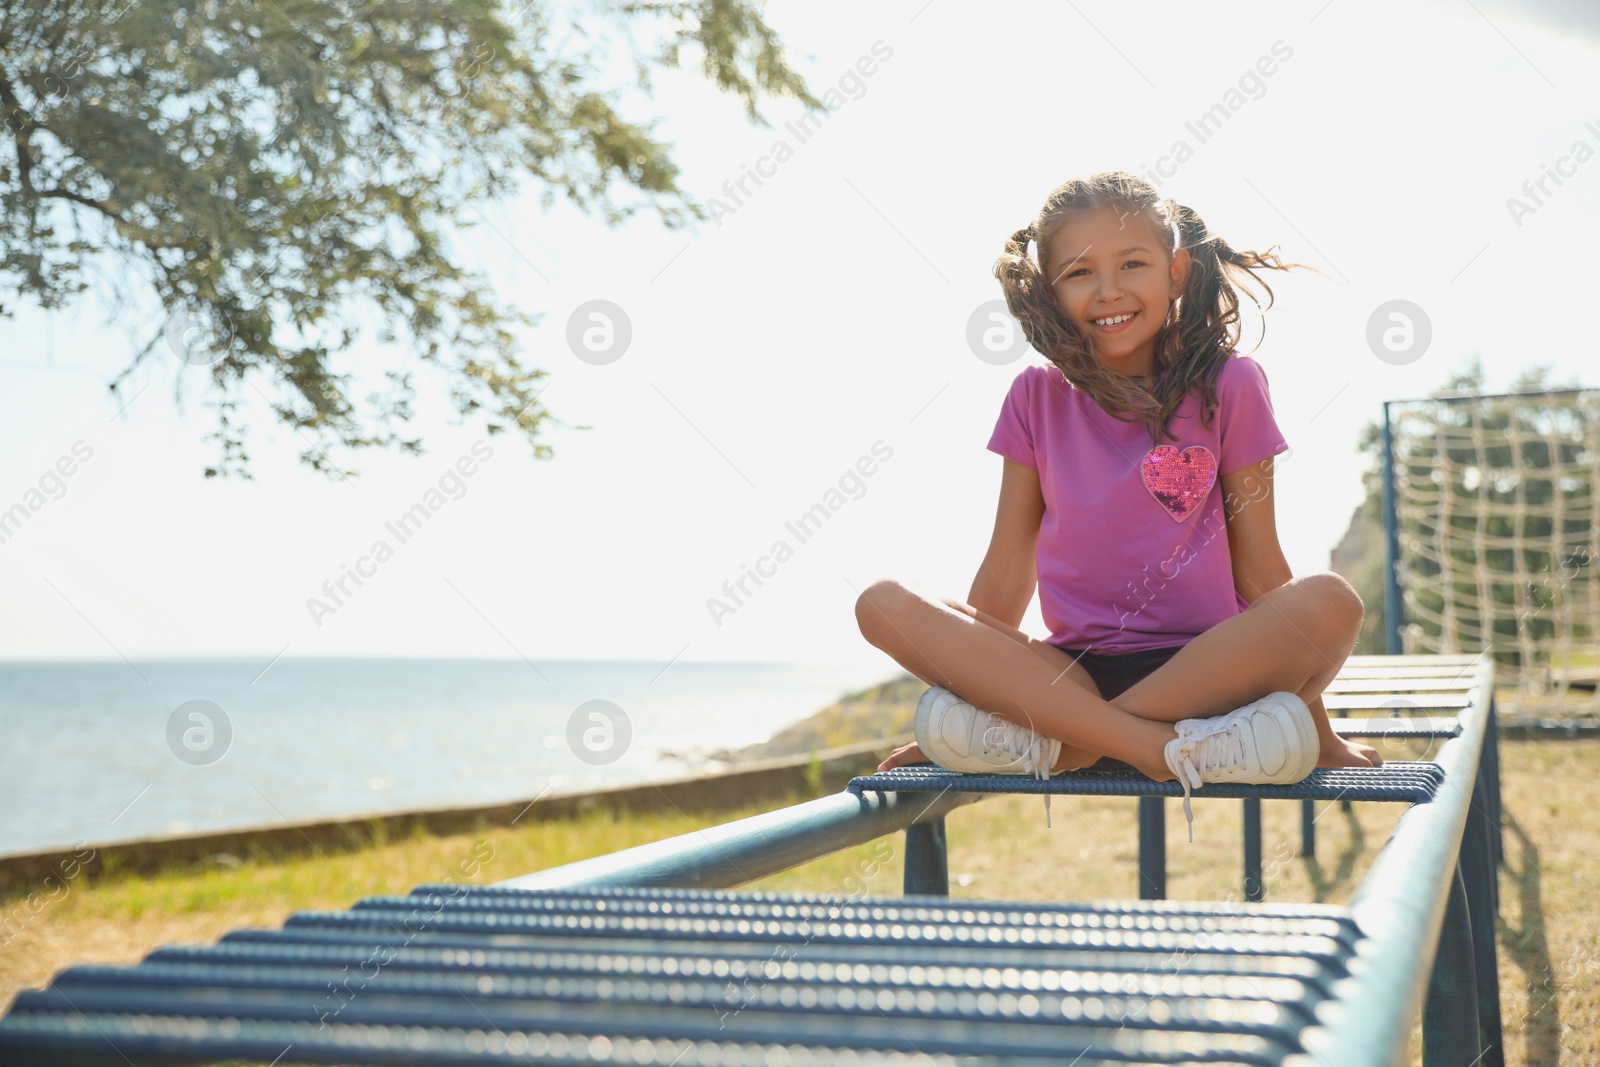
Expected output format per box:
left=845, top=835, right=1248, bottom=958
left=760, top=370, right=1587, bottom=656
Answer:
left=995, top=223, right=1068, bottom=361
left=1147, top=201, right=1311, bottom=440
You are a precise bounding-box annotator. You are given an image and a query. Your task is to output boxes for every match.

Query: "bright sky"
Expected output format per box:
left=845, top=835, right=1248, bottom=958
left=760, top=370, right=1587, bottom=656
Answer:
left=2, top=0, right=1597, bottom=671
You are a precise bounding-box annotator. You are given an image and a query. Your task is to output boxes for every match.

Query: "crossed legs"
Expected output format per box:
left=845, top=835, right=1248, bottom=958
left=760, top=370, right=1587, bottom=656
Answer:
left=854, top=572, right=1376, bottom=781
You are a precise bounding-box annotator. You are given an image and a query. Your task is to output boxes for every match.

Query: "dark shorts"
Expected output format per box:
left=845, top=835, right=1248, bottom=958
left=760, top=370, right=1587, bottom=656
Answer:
left=1048, top=643, right=1189, bottom=700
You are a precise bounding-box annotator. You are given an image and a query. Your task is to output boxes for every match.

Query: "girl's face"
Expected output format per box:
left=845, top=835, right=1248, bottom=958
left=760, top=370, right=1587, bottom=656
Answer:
left=1042, top=204, right=1191, bottom=378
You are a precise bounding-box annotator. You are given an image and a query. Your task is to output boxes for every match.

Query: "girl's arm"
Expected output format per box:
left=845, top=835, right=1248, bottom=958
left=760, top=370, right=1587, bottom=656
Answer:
left=1220, top=456, right=1292, bottom=604
left=1222, top=454, right=1369, bottom=763
left=968, top=458, right=1045, bottom=628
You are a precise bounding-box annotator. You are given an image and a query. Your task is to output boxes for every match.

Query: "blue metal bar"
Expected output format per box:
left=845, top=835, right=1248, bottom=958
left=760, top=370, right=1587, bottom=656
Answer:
left=1463, top=752, right=1505, bottom=1064
left=1304, top=658, right=1494, bottom=1065
left=1388, top=385, right=1593, bottom=404
left=1235, top=799, right=1260, bottom=902
left=1301, top=798, right=1316, bottom=859
left=902, top=817, right=949, bottom=895
left=1381, top=399, right=1406, bottom=654
left=1486, top=694, right=1504, bottom=876
left=853, top=762, right=1444, bottom=801
left=1327, top=716, right=1461, bottom=737
left=1136, top=796, right=1165, bottom=899
left=1422, top=863, right=1482, bottom=1065
left=496, top=787, right=983, bottom=891
left=1243, top=798, right=1263, bottom=902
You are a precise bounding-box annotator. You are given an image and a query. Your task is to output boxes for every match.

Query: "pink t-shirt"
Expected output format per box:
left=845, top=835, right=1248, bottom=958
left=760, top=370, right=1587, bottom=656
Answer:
left=986, top=352, right=1289, bottom=654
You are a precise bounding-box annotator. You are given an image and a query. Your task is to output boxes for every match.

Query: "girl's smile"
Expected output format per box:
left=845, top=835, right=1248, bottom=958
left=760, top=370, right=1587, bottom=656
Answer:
left=1088, top=310, right=1139, bottom=334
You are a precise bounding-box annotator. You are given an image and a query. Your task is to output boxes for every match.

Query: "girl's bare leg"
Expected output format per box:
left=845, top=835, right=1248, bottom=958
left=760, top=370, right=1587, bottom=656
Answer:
left=871, top=595, right=1110, bottom=774
left=854, top=572, right=1366, bottom=781
left=1107, top=574, right=1378, bottom=767
left=856, top=580, right=1180, bottom=780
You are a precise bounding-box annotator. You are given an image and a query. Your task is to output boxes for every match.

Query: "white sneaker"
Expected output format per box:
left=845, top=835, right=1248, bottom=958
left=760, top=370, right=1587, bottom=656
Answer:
left=1162, top=691, right=1319, bottom=841
left=913, top=686, right=1063, bottom=826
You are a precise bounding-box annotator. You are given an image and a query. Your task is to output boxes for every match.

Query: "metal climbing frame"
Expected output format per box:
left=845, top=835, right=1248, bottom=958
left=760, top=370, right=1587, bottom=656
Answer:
left=0, top=655, right=1500, bottom=1066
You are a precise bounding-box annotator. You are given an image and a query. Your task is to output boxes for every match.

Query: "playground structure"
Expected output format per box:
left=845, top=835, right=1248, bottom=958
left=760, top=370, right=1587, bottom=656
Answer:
left=1381, top=386, right=1600, bottom=718
left=0, top=654, right=1503, bottom=1066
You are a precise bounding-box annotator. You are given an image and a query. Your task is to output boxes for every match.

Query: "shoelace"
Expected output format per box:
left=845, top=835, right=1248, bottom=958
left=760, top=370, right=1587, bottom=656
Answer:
left=1164, top=719, right=1246, bottom=842
left=981, top=717, right=1058, bottom=827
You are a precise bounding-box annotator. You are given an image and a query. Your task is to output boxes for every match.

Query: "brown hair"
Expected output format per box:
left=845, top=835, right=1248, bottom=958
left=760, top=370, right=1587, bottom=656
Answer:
left=993, top=170, right=1312, bottom=443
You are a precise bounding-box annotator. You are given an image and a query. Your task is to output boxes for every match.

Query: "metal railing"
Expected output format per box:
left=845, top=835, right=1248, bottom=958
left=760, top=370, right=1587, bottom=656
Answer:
left=497, top=783, right=980, bottom=892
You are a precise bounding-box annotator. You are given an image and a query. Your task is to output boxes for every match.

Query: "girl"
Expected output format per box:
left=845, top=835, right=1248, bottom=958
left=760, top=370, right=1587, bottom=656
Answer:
left=856, top=171, right=1379, bottom=839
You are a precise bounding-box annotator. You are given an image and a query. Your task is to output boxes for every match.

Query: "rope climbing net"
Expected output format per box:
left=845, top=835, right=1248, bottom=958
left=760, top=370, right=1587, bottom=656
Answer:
left=1390, top=388, right=1600, bottom=712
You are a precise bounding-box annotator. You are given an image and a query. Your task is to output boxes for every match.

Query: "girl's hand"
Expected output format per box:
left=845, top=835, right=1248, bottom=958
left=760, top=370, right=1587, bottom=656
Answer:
left=877, top=741, right=930, bottom=773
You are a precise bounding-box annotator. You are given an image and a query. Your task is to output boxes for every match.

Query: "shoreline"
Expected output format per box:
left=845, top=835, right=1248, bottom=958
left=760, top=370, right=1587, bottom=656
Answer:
left=0, top=671, right=923, bottom=884
left=1, top=664, right=910, bottom=862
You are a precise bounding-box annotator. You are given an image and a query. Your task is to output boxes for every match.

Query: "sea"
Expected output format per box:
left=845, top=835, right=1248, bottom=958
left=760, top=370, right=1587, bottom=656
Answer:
left=0, top=657, right=897, bottom=859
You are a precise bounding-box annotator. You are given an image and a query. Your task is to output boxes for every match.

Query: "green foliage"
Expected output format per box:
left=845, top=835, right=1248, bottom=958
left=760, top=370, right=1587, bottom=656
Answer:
left=803, top=749, right=822, bottom=792
left=0, top=0, right=822, bottom=477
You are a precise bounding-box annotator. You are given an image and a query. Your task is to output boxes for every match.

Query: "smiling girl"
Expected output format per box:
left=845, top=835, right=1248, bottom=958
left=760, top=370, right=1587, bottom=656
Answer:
left=855, top=171, right=1379, bottom=838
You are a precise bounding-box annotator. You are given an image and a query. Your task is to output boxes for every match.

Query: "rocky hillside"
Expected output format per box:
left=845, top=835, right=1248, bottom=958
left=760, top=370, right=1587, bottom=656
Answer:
left=1329, top=493, right=1390, bottom=654
left=712, top=672, right=926, bottom=762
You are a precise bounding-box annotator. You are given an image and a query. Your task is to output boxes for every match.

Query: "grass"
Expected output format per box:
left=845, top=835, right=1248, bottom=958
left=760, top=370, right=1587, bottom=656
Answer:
left=1544, top=648, right=1600, bottom=670
left=2, top=738, right=1596, bottom=1065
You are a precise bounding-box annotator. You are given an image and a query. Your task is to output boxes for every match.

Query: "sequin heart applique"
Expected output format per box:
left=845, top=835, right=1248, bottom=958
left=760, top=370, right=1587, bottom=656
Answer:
left=1140, top=445, right=1217, bottom=522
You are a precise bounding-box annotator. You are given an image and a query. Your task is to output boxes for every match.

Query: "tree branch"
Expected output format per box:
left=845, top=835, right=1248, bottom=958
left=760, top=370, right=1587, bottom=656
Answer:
left=37, top=185, right=118, bottom=218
